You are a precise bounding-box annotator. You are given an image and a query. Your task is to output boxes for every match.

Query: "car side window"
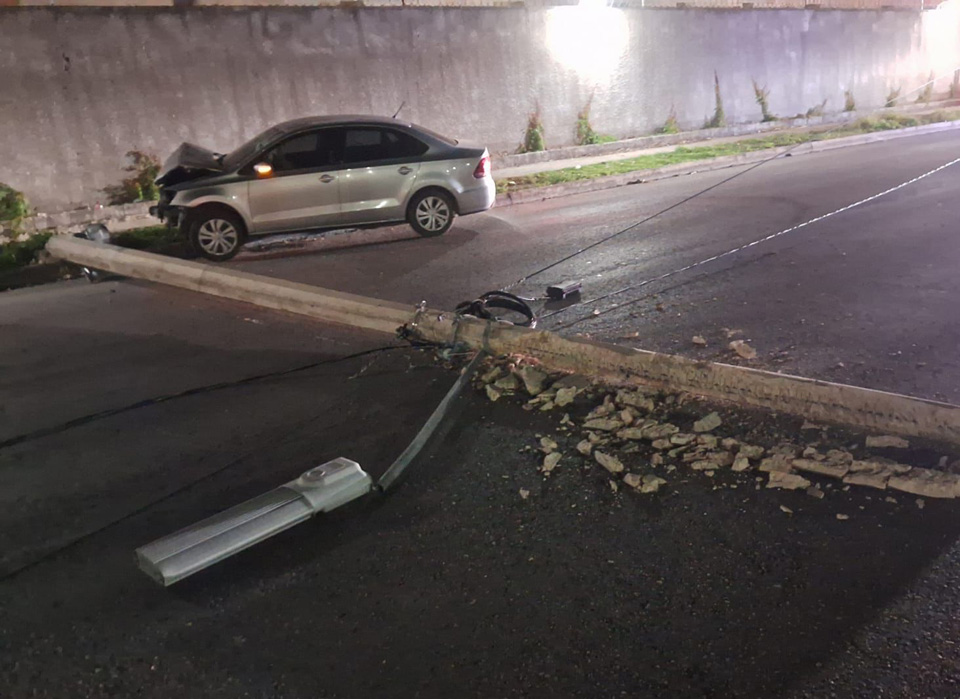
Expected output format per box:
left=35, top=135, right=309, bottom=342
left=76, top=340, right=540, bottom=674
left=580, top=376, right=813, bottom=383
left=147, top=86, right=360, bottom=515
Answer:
left=262, top=129, right=340, bottom=173
left=341, top=128, right=429, bottom=166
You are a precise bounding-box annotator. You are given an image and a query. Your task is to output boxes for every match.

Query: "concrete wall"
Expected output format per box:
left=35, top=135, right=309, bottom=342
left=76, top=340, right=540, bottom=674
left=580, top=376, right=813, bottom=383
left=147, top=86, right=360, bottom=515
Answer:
left=1, top=6, right=957, bottom=212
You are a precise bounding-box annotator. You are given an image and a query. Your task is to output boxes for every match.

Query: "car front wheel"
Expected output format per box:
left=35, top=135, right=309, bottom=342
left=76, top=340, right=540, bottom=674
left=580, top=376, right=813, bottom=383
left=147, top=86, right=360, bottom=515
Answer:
left=408, top=190, right=455, bottom=237
left=189, top=209, right=246, bottom=262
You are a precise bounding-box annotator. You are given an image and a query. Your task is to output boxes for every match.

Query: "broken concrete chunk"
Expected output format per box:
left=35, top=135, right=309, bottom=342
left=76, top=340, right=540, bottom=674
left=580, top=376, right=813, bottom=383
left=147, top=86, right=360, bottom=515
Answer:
left=738, top=444, right=765, bottom=460
left=641, top=423, right=680, bottom=440
left=542, top=452, right=561, bottom=475
left=843, top=460, right=910, bottom=490
left=766, top=471, right=812, bottom=490
left=560, top=413, right=575, bottom=427
left=587, top=431, right=604, bottom=445
left=583, top=418, right=622, bottom=432
left=888, top=468, right=960, bottom=499
left=623, top=473, right=643, bottom=489
left=706, top=451, right=735, bottom=468
left=806, top=486, right=825, bottom=499
left=554, top=386, right=579, bottom=407
left=540, top=437, right=558, bottom=453
left=697, top=434, right=719, bottom=450
left=539, top=401, right=556, bottom=412
left=690, top=460, right=715, bottom=471
left=619, top=409, right=636, bottom=426
left=494, top=374, right=519, bottom=391
left=519, top=488, right=530, bottom=500
left=651, top=438, right=673, bottom=450
left=485, top=385, right=502, bottom=402
left=780, top=505, right=794, bottom=514
left=732, top=455, right=751, bottom=472
left=692, top=335, right=707, bottom=346
left=670, top=433, right=697, bottom=446
left=836, top=513, right=850, bottom=521
left=825, top=449, right=854, bottom=465
left=517, top=366, right=548, bottom=396
left=759, top=455, right=795, bottom=474
left=865, top=435, right=910, bottom=449
left=576, top=440, right=593, bottom=457
left=770, top=444, right=801, bottom=458
left=616, top=389, right=656, bottom=412
left=651, top=453, right=665, bottom=467
left=721, top=438, right=739, bottom=451
left=480, top=366, right=503, bottom=383
left=641, top=474, right=667, bottom=494
left=595, top=451, right=625, bottom=474
left=792, top=458, right=849, bottom=480
left=729, top=340, right=757, bottom=360
left=801, top=447, right=825, bottom=461
left=693, top=412, right=722, bottom=433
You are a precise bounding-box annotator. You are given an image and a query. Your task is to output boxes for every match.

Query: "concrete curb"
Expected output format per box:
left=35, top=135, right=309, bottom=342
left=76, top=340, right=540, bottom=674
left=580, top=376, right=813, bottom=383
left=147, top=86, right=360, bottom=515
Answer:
left=46, top=235, right=960, bottom=446
left=494, top=119, right=960, bottom=208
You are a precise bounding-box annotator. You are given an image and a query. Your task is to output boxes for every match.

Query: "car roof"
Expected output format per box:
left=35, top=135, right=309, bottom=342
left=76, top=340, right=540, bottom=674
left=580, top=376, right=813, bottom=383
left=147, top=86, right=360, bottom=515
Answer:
left=270, top=115, right=413, bottom=135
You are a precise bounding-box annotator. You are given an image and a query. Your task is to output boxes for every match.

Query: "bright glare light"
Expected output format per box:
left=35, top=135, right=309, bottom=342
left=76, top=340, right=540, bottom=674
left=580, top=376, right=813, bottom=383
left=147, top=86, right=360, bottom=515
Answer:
left=924, top=0, right=960, bottom=78
left=545, top=3, right=629, bottom=84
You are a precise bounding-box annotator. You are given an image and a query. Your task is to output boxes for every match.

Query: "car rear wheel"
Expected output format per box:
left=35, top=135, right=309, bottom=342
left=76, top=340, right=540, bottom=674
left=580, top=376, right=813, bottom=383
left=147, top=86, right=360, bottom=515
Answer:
left=408, top=190, right=455, bottom=237
left=189, top=209, right=245, bottom=262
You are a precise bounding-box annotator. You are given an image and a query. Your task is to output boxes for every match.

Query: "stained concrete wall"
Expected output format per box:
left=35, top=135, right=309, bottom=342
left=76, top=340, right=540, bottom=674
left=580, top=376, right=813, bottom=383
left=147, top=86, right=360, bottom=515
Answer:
left=0, top=7, right=956, bottom=211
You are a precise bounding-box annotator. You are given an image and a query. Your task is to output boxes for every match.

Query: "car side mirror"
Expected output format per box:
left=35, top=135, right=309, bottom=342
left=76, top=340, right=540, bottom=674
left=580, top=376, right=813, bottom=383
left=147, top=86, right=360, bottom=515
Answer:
left=253, top=162, right=273, bottom=178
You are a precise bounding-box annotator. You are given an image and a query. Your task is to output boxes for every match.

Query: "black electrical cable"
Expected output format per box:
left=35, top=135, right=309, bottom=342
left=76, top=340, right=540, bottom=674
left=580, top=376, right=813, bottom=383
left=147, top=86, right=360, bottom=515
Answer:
left=455, top=291, right=537, bottom=327
left=0, top=344, right=413, bottom=451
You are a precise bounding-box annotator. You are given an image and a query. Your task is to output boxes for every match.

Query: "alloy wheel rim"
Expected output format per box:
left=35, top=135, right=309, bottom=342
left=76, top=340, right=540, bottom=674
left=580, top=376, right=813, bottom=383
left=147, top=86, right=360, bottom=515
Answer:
left=415, top=197, right=450, bottom=232
left=197, top=219, right=239, bottom=256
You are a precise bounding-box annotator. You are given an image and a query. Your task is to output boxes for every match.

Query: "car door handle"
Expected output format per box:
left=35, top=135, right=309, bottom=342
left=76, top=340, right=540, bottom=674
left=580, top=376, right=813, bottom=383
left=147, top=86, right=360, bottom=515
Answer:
left=319, top=174, right=335, bottom=183
left=398, top=166, right=413, bottom=175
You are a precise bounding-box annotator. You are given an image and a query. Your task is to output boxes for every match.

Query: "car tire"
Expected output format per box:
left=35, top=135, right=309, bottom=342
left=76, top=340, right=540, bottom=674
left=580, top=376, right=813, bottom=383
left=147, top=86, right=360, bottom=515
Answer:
left=408, top=190, right=456, bottom=237
left=188, top=208, right=246, bottom=262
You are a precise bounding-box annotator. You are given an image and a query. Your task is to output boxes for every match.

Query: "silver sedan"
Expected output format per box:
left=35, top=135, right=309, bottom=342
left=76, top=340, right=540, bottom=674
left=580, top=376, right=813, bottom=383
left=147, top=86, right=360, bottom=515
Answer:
left=152, top=115, right=495, bottom=261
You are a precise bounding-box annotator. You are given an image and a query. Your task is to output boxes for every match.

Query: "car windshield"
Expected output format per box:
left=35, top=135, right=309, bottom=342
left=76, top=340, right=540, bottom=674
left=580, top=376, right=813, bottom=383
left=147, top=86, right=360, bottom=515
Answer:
left=222, top=124, right=290, bottom=171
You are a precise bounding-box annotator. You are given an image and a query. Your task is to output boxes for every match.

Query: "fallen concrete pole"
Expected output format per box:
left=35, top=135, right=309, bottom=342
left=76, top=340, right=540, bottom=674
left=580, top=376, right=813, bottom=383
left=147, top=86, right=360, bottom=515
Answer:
left=48, top=235, right=960, bottom=445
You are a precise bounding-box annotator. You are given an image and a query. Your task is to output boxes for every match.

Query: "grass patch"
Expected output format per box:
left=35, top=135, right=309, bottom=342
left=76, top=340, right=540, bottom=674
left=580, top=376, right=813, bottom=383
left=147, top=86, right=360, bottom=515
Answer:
left=112, top=225, right=182, bottom=252
left=497, top=110, right=960, bottom=194
left=0, top=232, right=52, bottom=273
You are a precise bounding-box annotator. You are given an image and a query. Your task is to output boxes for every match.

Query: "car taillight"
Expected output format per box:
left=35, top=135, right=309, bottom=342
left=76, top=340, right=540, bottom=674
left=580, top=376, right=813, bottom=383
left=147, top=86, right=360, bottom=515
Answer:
left=473, top=155, right=490, bottom=179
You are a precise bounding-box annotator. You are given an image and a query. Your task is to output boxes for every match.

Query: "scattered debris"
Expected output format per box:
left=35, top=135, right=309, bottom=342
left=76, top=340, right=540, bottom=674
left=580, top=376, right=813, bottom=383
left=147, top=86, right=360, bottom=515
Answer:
left=780, top=505, right=793, bottom=515
left=723, top=328, right=743, bottom=338
left=517, top=366, right=548, bottom=396
left=494, top=374, right=519, bottom=391
left=609, top=480, right=619, bottom=493
left=692, top=335, right=707, bottom=346
left=836, top=513, right=850, bottom=521
left=542, top=452, right=561, bottom=475
left=884, top=496, right=898, bottom=504
left=560, top=413, right=575, bottom=427
left=916, top=498, right=926, bottom=510
left=693, top=412, right=722, bottom=433
left=623, top=473, right=642, bottom=489
left=888, top=468, right=960, bottom=499
left=555, top=386, right=578, bottom=407
left=641, top=474, right=667, bottom=494
left=576, top=440, right=593, bottom=457
left=583, top=418, right=622, bottom=432
left=595, top=451, right=624, bottom=474
left=519, top=488, right=530, bottom=500
left=801, top=421, right=822, bottom=431
left=767, top=471, right=812, bottom=490
left=540, top=437, right=558, bottom=453
left=485, top=385, right=502, bottom=402
left=729, top=340, right=757, bottom=360
left=865, top=435, right=910, bottom=449
left=806, top=486, right=825, bottom=499
left=732, top=455, right=751, bottom=472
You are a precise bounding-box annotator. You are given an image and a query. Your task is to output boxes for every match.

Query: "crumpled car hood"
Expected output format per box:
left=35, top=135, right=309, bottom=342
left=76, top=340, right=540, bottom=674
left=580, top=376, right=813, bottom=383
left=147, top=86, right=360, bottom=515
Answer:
left=155, top=142, right=224, bottom=187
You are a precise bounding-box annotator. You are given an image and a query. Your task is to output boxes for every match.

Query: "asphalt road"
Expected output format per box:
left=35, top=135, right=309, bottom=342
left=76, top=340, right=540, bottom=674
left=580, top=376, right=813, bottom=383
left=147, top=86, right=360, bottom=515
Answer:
left=5, top=131, right=960, bottom=698
left=233, top=129, right=960, bottom=402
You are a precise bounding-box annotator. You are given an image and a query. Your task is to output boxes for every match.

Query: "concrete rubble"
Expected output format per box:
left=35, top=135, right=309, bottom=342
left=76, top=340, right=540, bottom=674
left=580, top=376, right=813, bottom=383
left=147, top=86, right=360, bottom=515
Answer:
left=473, top=356, right=960, bottom=509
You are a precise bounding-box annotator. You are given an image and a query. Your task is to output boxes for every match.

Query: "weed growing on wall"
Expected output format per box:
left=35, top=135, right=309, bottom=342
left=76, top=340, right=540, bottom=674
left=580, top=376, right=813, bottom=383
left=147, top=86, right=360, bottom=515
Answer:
left=519, top=108, right=546, bottom=153
left=657, top=106, right=680, bottom=134
left=751, top=79, right=777, bottom=122
left=844, top=90, right=856, bottom=112
left=805, top=99, right=828, bottom=118
left=705, top=72, right=726, bottom=129
left=0, top=183, right=29, bottom=229
left=103, top=150, right=161, bottom=205
left=885, top=86, right=901, bottom=108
